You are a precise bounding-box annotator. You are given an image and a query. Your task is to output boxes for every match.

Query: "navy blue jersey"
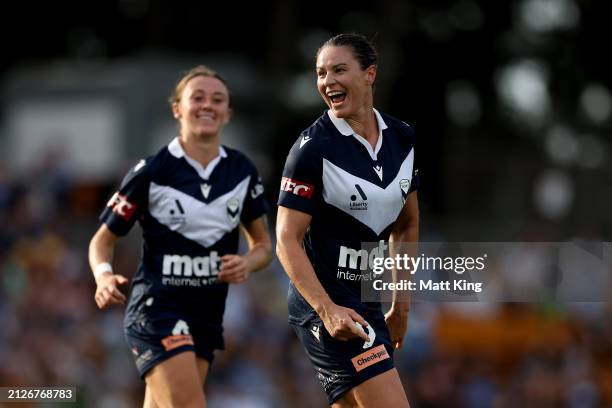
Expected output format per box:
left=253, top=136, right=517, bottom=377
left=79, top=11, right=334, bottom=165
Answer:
left=278, top=109, right=418, bottom=322
left=101, top=137, right=269, bottom=332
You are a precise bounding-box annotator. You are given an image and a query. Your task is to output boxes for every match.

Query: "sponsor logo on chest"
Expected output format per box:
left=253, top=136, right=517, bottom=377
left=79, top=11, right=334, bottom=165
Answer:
left=349, top=184, right=368, bottom=210
left=161, top=253, right=221, bottom=287
left=162, top=253, right=220, bottom=277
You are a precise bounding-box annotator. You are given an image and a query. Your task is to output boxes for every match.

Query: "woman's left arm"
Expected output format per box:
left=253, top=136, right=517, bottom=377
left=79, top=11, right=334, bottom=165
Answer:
left=385, top=191, right=419, bottom=348
left=218, top=216, right=273, bottom=283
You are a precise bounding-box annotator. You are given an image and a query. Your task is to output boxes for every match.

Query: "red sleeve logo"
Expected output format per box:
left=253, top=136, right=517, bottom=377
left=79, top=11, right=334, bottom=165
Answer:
left=107, top=192, right=138, bottom=220
left=280, top=177, right=314, bottom=198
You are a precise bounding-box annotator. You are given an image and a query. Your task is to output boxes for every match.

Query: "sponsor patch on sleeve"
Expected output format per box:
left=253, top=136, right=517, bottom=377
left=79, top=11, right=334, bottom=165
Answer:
left=280, top=177, right=314, bottom=198
left=107, top=192, right=138, bottom=220
left=350, top=344, right=389, bottom=372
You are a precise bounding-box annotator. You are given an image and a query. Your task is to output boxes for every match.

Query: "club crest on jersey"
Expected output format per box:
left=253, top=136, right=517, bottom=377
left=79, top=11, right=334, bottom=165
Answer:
left=227, top=197, right=240, bottom=223
left=349, top=184, right=368, bottom=210
left=200, top=183, right=211, bottom=199
left=399, top=179, right=411, bottom=203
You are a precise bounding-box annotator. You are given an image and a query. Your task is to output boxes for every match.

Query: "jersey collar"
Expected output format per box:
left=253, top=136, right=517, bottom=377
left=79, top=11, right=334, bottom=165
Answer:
left=327, top=108, right=388, bottom=160
left=168, top=137, right=227, bottom=180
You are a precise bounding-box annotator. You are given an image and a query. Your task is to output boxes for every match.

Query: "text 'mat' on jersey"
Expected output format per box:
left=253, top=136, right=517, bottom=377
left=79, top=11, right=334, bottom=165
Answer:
left=100, top=138, right=269, bottom=329
left=278, top=109, right=418, bottom=317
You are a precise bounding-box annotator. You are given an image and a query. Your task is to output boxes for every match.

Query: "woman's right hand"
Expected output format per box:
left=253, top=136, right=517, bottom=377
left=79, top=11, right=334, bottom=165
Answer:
left=94, top=273, right=129, bottom=309
left=318, top=302, right=370, bottom=342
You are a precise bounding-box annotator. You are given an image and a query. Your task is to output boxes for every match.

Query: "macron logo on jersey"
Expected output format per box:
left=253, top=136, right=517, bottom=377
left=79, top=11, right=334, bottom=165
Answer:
left=281, top=177, right=314, bottom=198
left=300, top=136, right=312, bottom=148
left=107, top=192, right=137, bottom=220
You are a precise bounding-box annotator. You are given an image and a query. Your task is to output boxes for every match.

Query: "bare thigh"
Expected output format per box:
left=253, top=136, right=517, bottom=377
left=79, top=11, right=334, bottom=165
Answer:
left=143, top=386, right=157, bottom=408
left=196, top=357, right=210, bottom=385
left=144, top=351, right=206, bottom=408
left=332, top=369, right=409, bottom=408
left=143, top=356, right=210, bottom=408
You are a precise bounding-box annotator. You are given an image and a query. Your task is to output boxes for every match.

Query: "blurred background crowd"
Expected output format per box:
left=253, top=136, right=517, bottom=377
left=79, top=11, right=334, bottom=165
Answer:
left=1, top=0, right=611, bottom=406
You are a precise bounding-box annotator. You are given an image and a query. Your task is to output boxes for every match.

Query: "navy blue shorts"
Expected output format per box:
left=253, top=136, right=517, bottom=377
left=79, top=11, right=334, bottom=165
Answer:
left=124, top=308, right=223, bottom=379
left=291, top=311, right=395, bottom=404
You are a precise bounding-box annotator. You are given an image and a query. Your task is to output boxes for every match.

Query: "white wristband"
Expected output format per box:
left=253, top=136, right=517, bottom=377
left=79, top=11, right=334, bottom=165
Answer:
left=94, top=262, right=113, bottom=281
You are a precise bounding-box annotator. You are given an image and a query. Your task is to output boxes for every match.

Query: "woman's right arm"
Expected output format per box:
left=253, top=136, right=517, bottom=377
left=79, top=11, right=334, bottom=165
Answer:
left=89, top=224, right=129, bottom=309
left=276, top=206, right=369, bottom=341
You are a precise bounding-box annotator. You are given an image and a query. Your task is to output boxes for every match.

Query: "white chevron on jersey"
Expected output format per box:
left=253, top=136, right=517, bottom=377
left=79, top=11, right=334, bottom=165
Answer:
left=322, top=149, right=414, bottom=235
left=149, top=176, right=251, bottom=247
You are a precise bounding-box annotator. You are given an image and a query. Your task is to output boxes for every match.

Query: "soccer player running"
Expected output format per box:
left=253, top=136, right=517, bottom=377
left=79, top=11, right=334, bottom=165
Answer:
left=276, top=34, right=419, bottom=407
left=89, top=66, right=272, bottom=407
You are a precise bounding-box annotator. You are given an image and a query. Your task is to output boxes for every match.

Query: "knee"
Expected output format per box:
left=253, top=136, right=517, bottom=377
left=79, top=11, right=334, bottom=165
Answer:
left=166, top=388, right=205, bottom=408
left=149, top=385, right=205, bottom=408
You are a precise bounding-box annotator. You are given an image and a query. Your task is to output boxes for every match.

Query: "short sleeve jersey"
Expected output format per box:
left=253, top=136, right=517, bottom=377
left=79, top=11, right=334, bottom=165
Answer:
left=278, top=109, right=418, bottom=321
left=100, top=138, right=269, bottom=331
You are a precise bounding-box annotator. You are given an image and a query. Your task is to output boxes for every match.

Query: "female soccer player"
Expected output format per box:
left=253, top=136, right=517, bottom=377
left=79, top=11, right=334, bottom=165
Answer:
left=276, top=34, right=419, bottom=407
left=89, top=65, right=272, bottom=407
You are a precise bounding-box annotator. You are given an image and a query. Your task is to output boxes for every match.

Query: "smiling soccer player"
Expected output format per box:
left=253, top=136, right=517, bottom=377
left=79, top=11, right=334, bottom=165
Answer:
left=277, top=34, right=419, bottom=407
